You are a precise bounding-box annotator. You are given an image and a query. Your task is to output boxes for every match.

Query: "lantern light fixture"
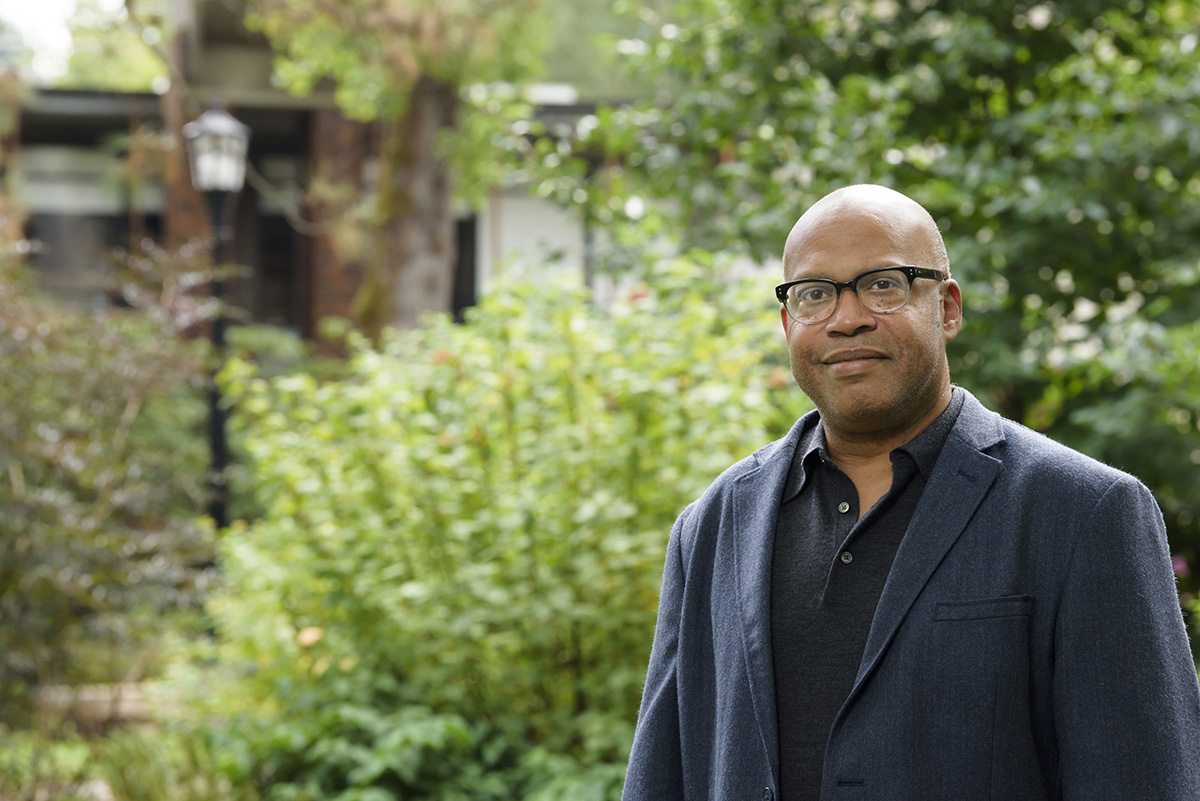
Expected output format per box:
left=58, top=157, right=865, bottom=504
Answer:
left=182, top=107, right=251, bottom=194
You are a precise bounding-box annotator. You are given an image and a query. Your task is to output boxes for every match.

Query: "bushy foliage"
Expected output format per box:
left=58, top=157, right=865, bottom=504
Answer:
left=60, top=0, right=169, bottom=92
left=202, top=261, right=807, bottom=799
left=0, top=248, right=214, bottom=719
left=0, top=723, right=257, bottom=801
left=96, top=726, right=260, bottom=801
left=0, top=725, right=91, bottom=799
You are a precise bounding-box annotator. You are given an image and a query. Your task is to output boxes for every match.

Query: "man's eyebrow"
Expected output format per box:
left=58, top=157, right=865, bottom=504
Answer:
left=791, top=263, right=911, bottom=276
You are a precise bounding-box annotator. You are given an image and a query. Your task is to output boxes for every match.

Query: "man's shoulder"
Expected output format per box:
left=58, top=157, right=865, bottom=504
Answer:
left=681, top=411, right=815, bottom=516
left=958, top=392, right=1137, bottom=493
left=724, top=412, right=813, bottom=481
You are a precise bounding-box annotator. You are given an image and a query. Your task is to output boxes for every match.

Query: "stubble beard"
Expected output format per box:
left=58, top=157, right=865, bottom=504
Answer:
left=790, top=349, right=949, bottom=443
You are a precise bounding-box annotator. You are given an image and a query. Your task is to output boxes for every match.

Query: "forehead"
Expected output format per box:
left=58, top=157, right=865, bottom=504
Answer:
left=784, top=206, right=929, bottom=281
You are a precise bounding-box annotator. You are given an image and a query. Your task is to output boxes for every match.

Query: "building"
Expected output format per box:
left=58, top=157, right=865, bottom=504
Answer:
left=12, top=0, right=592, bottom=337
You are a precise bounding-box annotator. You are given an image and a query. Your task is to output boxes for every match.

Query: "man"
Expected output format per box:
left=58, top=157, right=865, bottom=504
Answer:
left=621, top=184, right=1200, bottom=800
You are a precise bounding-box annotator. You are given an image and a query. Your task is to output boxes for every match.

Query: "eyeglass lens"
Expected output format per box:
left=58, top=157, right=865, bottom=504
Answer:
left=785, top=268, right=911, bottom=321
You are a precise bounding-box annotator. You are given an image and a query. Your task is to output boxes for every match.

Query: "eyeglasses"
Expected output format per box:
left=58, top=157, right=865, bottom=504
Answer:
left=775, top=265, right=946, bottom=324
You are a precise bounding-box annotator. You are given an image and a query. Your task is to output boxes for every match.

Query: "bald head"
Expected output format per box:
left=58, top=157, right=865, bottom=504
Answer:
left=783, top=185, right=949, bottom=278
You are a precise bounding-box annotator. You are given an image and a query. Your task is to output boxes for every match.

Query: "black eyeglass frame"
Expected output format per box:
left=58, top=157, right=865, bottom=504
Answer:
left=775, top=265, right=947, bottom=323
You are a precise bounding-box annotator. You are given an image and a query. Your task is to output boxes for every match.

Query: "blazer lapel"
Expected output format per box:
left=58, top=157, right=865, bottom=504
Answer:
left=731, top=415, right=811, bottom=784
left=851, top=392, right=1005, bottom=692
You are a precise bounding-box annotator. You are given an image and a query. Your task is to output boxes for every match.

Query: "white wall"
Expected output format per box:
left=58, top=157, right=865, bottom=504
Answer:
left=476, top=184, right=587, bottom=287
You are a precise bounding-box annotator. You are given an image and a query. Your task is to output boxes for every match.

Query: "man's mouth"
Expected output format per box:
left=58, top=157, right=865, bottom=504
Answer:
left=821, top=349, right=888, bottom=376
left=822, top=348, right=888, bottom=365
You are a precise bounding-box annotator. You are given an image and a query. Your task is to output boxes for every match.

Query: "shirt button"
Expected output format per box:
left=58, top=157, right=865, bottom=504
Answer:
left=837, top=501, right=850, bottom=514
left=840, top=551, right=853, bottom=564
left=763, top=788, right=775, bottom=801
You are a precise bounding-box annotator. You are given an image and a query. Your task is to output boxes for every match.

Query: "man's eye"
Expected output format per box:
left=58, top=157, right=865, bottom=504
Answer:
left=867, top=277, right=901, bottom=291
left=797, top=286, right=832, bottom=304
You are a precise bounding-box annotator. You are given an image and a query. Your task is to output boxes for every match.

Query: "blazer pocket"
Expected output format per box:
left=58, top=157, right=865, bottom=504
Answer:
left=934, top=594, right=1034, bottom=622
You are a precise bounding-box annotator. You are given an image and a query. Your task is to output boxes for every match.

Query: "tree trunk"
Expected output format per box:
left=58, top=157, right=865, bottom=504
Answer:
left=0, top=68, right=23, bottom=249
left=353, top=74, right=458, bottom=337
left=160, top=27, right=209, bottom=247
left=306, top=106, right=369, bottom=350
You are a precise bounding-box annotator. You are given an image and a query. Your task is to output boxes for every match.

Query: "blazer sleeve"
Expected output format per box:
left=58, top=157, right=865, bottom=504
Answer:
left=622, top=508, right=689, bottom=801
left=1053, top=475, right=1200, bottom=798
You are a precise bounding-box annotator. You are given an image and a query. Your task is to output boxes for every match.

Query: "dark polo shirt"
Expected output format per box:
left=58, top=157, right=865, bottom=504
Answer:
left=771, top=388, right=965, bottom=801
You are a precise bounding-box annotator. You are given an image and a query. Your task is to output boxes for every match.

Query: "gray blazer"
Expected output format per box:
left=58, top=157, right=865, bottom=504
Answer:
left=623, top=390, right=1200, bottom=800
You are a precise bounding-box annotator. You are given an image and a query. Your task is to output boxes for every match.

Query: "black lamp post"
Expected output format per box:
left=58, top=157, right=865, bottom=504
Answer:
left=183, top=106, right=250, bottom=530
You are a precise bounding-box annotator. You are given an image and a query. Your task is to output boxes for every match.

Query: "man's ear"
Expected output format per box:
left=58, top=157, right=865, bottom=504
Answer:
left=942, top=279, right=963, bottom=342
left=780, top=306, right=790, bottom=336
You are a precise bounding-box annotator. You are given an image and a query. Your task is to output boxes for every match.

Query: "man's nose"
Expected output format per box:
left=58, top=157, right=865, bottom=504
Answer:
left=825, top=287, right=877, bottom=335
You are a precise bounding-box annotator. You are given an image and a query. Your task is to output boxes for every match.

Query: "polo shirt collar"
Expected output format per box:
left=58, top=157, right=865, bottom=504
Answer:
left=781, top=387, right=965, bottom=503
left=893, top=386, right=965, bottom=481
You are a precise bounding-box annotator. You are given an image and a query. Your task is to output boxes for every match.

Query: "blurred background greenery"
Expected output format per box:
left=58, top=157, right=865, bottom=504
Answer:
left=2, top=0, right=1200, bottom=798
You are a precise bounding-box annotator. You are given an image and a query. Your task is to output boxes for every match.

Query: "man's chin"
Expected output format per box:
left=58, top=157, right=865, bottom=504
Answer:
left=814, top=391, right=907, bottom=436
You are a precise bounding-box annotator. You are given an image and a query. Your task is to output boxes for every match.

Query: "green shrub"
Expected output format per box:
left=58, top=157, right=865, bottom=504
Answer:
left=204, top=259, right=807, bottom=799
left=0, top=248, right=214, bottom=720
left=0, top=725, right=92, bottom=800
left=0, top=723, right=258, bottom=801
left=96, top=726, right=260, bottom=801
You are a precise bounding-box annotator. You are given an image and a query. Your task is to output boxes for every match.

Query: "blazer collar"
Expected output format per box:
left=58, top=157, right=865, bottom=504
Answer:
left=731, top=409, right=817, bottom=785
left=847, top=389, right=1005, bottom=696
